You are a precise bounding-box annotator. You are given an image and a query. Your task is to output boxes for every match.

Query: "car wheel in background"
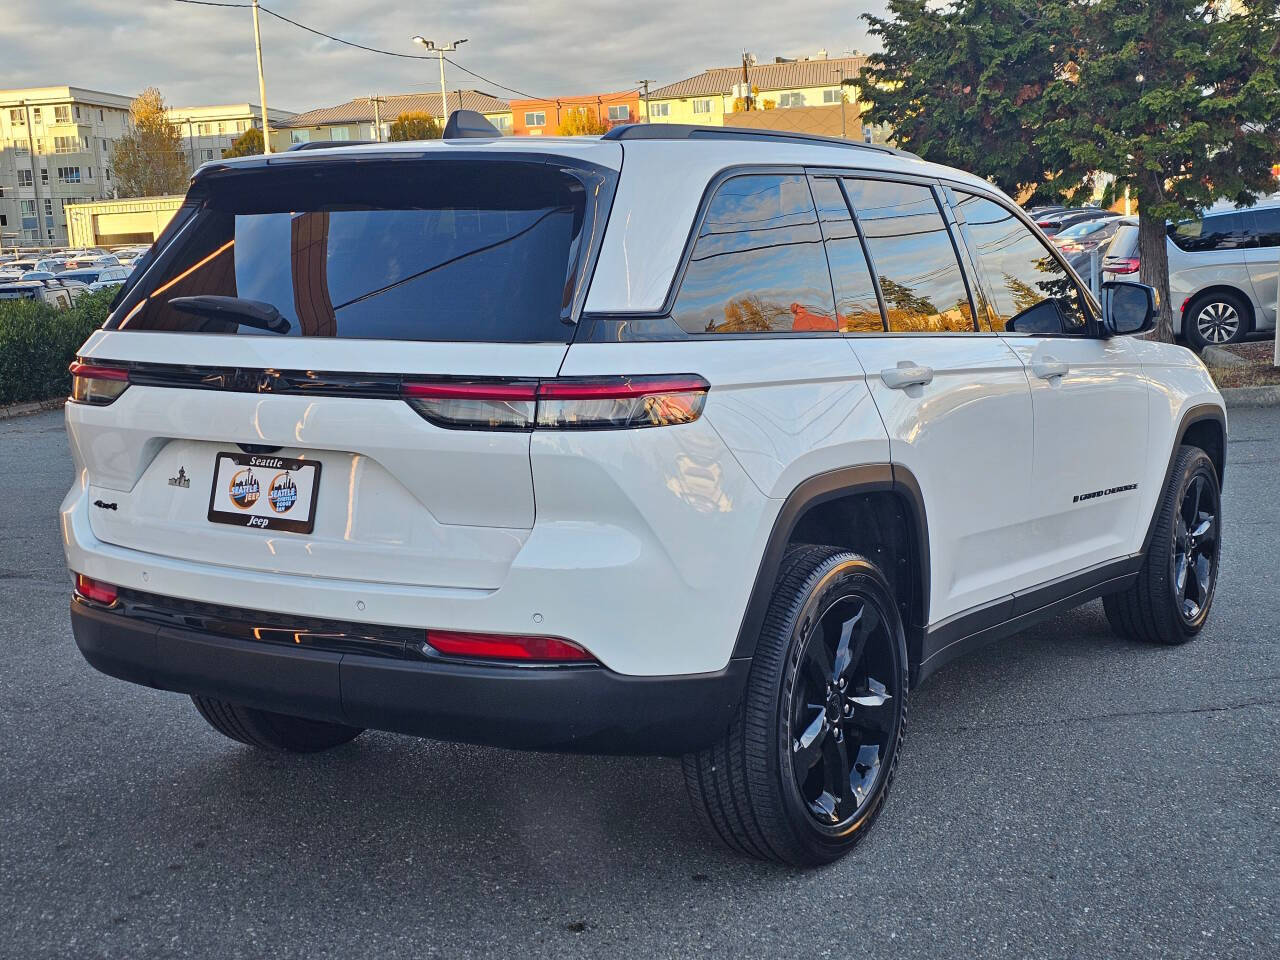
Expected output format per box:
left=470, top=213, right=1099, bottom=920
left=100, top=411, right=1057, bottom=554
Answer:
left=191, top=696, right=364, bottom=752
left=1183, top=290, right=1250, bottom=349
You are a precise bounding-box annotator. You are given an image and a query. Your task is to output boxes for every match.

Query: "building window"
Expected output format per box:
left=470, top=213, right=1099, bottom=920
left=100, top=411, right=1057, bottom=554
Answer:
left=0, top=215, right=6, bottom=227
left=236, top=120, right=248, bottom=133
left=75, top=105, right=81, bottom=119
left=8, top=108, right=24, bottom=125
left=54, top=136, right=77, bottom=154
left=524, top=111, right=546, bottom=127
left=17, top=169, right=32, bottom=187
left=102, top=138, right=108, bottom=150
left=43, top=198, right=53, bottom=218
left=41, top=168, right=49, bottom=185
left=203, top=149, right=214, bottom=160
left=329, top=127, right=350, bottom=141
left=692, top=99, right=713, bottom=114
left=105, top=168, right=111, bottom=180
left=197, top=122, right=213, bottom=136
left=14, top=144, right=29, bottom=157
left=608, top=104, right=631, bottom=121
left=490, top=114, right=512, bottom=133
left=778, top=92, right=806, bottom=108
left=57, top=166, right=82, bottom=184
left=822, top=88, right=844, bottom=104
left=99, top=109, right=104, bottom=122
left=290, top=129, right=310, bottom=145
left=31, top=107, right=42, bottom=123
left=20, top=199, right=35, bottom=217
left=649, top=102, right=670, bottom=118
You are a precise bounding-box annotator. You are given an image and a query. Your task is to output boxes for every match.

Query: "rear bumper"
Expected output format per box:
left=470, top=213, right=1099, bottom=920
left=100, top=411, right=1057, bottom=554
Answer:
left=70, top=599, right=750, bottom=756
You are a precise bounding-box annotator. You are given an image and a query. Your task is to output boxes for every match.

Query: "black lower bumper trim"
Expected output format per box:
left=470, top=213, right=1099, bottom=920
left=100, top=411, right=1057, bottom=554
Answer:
left=70, top=599, right=750, bottom=756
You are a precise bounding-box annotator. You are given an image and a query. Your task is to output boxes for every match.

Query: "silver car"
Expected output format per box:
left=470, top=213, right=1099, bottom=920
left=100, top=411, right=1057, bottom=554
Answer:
left=1102, top=198, right=1279, bottom=348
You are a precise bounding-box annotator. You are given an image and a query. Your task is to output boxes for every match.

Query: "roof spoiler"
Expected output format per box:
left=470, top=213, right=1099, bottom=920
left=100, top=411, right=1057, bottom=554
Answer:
left=601, top=122, right=918, bottom=159
left=443, top=110, right=501, bottom=139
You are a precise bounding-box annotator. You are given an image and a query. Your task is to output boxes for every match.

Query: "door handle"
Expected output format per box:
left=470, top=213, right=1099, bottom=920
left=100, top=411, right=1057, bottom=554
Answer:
left=1032, top=357, right=1069, bottom=380
left=880, top=362, right=934, bottom=390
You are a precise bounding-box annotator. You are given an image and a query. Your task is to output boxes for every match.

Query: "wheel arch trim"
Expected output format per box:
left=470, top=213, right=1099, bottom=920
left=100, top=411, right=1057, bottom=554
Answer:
left=1142, top=403, right=1227, bottom=557
left=729, top=463, right=931, bottom=668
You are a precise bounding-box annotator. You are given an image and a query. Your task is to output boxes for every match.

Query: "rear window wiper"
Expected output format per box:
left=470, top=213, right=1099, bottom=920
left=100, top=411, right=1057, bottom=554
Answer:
left=169, top=295, right=292, bottom=335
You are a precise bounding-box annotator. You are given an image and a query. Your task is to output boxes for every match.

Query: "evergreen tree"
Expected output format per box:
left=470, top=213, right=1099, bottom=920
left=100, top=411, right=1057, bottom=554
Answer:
left=388, top=112, right=441, bottom=141
left=223, top=126, right=264, bottom=157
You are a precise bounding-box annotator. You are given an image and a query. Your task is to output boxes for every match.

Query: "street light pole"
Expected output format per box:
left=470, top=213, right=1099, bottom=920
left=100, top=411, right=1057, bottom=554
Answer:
left=637, top=79, right=652, bottom=123
left=251, top=0, right=272, bottom=153
left=412, top=36, right=468, bottom=129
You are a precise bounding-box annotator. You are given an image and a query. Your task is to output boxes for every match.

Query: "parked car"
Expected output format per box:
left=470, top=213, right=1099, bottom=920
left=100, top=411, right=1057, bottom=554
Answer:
left=0, top=259, right=39, bottom=281
left=1102, top=198, right=1280, bottom=348
left=58, top=265, right=132, bottom=291
left=1034, top=208, right=1118, bottom=237
left=1054, top=216, right=1131, bottom=280
left=0, top=279, right=80, bottom=308
left=111, top=246, right=152, bottom=267
left=62, top=254, right=120, bottom=270
left=64, top=118, right=1226, bottom=867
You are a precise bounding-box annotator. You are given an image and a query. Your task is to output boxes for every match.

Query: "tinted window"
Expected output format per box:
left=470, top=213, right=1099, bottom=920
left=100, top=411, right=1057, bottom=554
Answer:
left=1106, top=224, right=1140, bottom=259
left=843, top=179, right=974, bottom=333
left=1249, top=207, right=1280, bottom=248
left=955, top=192, right=1087, bottom=334
left=672, top=174, right=836, bottom=334
left=1169, top=212, right=1252, bottom=252
left=113, top=160, right=606, bottom=342
left=810, top=177, right=883, bottom=332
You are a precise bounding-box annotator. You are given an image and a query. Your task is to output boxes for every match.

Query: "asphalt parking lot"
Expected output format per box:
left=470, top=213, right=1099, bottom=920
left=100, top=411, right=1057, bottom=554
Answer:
left=2, top=406, right=1277, bottom=960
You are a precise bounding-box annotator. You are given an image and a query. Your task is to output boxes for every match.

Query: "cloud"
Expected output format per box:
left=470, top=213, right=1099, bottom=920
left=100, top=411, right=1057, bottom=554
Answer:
left=8, top=0, right=879, bottom=110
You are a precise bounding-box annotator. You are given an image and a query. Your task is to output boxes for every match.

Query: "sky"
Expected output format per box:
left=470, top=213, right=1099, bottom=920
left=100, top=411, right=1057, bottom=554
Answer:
left=2, top=0, right=882, bottom=111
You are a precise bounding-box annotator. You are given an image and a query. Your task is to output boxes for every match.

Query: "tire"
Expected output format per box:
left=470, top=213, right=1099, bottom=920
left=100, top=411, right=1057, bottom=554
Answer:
left=1104, top=445, right=1221, bottom=644
left=683, top=545, right=908, bottom=866
left=1183, top=290, right=1250, bottom=349
left=191, top=696, right=364, bottom=753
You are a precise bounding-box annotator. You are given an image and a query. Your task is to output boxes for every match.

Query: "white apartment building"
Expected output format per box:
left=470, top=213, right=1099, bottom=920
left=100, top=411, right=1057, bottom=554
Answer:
left=164, top=103, right=297, bottom=173
left=0, top=86, right=132, bottom=248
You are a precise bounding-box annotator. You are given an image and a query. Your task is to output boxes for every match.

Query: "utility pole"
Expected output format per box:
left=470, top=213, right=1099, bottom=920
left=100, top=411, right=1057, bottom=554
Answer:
left=251, top=0, right=272, bottom=153
left=184, top=117, right=195, bottom=171
left=741, top=50, right=754, bottom=111
left=637, top=80, right=652, bottom=122
left=412, top=37, right=468, bottom=128
left=367, top=96, right=385, bottom=141
left=834, top=68, right=846, bottom=138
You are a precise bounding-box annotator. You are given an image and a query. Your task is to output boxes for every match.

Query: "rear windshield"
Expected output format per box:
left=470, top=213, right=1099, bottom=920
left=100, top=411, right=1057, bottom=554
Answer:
left=1106, top=224, right=1139, bottom=258
left=111, top=157, right=611, bottom=342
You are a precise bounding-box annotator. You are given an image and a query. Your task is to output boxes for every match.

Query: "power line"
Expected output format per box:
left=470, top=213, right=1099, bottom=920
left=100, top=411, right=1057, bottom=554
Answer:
left=170, top=0, right=547, bottom=99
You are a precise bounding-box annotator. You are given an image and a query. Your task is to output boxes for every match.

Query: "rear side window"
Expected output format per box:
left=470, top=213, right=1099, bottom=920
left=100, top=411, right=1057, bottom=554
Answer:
left=112, top=158, right=608, bottom=342
left=1169, top=212, right=1252, bottom=252
left=1107, top=224, right=1139, bottom=259
left=954, top=192, right=1087, bottom=334
left=810, top=177, right=883, bottom=333
left=1249, top=207, right=1280, bottom=248
left=842, top=179, right=974, bottom=333
left=671, top=173, right=836, bottom=334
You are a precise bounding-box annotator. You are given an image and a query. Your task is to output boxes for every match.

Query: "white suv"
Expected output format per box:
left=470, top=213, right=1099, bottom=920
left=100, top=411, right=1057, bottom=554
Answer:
left=63, top=118, right=1226, bottom=866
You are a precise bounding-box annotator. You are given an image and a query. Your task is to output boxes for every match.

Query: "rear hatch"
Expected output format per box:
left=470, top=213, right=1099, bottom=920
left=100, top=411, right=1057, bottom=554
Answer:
left=69, top=147, right=619, bottom=590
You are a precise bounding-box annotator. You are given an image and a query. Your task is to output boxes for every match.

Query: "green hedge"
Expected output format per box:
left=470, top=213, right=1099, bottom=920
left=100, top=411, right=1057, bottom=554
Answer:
left=0, top=289, right=117, bottom=406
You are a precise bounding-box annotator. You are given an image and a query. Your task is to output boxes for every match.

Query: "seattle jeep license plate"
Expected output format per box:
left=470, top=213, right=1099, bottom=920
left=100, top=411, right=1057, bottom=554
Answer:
left=207, top=453, right=321, bottom=534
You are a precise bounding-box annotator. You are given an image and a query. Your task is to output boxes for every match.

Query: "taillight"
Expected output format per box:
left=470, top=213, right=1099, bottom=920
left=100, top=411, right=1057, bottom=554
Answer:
left=424, top=629, right=595, bottom=663
left=74, top=573, right=118, bottom=606
left=68, top=361, right=129, bottom=405
left=1109, top=257, right=1140, bottom=275
left=402, top=380, right=536, bottom=431
left=402, top=375, right=709, bottom=431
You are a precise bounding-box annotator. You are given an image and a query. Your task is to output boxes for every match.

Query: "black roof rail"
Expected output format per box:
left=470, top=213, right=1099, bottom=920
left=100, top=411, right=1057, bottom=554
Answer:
left=287, top=140, right=376, bottom=151
left=601, top=123, right=917, bottom=159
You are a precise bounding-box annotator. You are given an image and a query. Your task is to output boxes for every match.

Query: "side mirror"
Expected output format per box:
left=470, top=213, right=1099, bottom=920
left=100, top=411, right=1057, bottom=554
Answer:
left=1100, top=280, right=1157, bottom=336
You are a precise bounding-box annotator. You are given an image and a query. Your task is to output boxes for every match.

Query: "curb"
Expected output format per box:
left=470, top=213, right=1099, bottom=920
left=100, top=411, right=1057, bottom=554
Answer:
left=1201, top=345, right=1250, bottom=368
left=0, top=397, right=64, bottom=421
left=1219, top=385, right=1280, bottom=408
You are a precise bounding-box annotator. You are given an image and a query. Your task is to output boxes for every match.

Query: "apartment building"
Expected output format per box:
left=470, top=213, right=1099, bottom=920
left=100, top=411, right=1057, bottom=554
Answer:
left=509, top=91, right=641, bottom=136
left=165, top=103, right=297, bottom=172
left=271, top=90, right=511, bottom=149
left=645, top=53, right=871, bottom=134
left=0, top=86, right=132, bottom=247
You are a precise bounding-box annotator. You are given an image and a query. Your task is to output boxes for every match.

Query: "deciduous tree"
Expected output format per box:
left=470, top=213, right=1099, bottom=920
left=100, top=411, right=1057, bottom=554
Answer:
left=110, top=88, right=189, bottom=198
left=558, top=108, right=608, bottom=136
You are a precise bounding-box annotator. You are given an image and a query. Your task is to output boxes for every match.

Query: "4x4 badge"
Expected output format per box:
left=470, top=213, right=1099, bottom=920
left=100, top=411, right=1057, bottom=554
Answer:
left=168, top=467, right=190, bottom=489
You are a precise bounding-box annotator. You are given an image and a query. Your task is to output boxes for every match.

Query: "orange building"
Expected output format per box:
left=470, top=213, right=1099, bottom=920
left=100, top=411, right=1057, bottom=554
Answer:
left=509, top=91, right=640, bottom=136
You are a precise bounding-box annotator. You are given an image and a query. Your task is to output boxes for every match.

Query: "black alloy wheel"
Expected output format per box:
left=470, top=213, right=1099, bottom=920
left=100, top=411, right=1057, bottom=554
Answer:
left=787, top=589, right=900, bottom=830
left=1170, top=471, right=1219, bottom=627
left=683, top=546, right=908, bottom=866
